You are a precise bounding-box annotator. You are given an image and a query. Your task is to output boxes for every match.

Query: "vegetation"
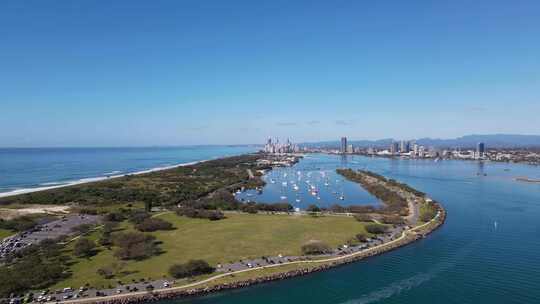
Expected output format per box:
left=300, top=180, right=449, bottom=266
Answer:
left=52, top=212, right=368, bottom=289
left=419, top=201, right=438, bottom=222
left=112, top=231, right=161, bottom=260
left=301, top=240, right=331, bottom=255
left=0, top=214, right=49, bottom=232
left=135, top=218, right=174, bottom=232
left=381, top=215, right=404, bottom=225
left=364, top=223, right=388, bottom=234
left=0, top=240, right=70, bottom=297
left=168, top=260, right=214, bottom=279
left=73, top=238, right=97, bottom=257
left=353, top=214, right=372, bottom=222
left=0, top=154, right=265, bottom=208
left=337, top=168, right=409, bottom=215
left=306, top=204, right=321, bottom=212
left=175, top=207, right=225, bottom=221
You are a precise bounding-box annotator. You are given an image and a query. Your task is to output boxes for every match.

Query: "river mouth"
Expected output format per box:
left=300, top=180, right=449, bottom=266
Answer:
left=235, top=154, right=382, bottom=209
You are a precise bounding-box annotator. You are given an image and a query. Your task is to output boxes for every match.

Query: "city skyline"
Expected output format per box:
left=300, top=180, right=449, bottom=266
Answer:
left=1, top=1, right=540, bottom=147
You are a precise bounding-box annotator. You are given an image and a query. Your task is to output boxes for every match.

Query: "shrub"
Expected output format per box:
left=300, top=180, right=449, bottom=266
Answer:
left=381, top=215, right=404, bottom=225
left=73, top=238, right=96, bottom=257
left=71, top=223, right=93, bottom=234
left=355, top=233, right=368, bottom=242
left=97, top=262, right=125, bottom=279
left=175, top=207, right=225, bottom=221
left=365, top=223, right=388, bottom=234
left=104, top=212, right=126, bottom=222
left=301, top=240, right=331, bottom=255
left=306, top=204, right=320, bottom=212
left=169, top=260, right=214, bottom=278
left=128, top=211, right=151, bottom=224
left=419, top=202, right=438, bottom=222
left=135, top=218, right=174, bottom=232
left=353, top=214, right=371, bottom=222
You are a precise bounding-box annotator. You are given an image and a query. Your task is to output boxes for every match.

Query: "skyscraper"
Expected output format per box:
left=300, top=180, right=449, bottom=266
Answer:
left=340, top=137, right=347, bottom=154
left=390, top=141, right=399, bottom=154
left=400, top=140, right=410, bottom=153
left=477, top=142, right=485, bottom=159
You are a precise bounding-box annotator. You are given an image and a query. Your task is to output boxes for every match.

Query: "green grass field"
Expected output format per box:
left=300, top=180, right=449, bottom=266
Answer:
left=0, top=229, right=15, bottom=239
left=53, top=212, right=368, bottom=289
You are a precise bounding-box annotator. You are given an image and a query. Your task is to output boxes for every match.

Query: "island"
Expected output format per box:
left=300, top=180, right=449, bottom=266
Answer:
left=0, top=153, right=445, bottom=304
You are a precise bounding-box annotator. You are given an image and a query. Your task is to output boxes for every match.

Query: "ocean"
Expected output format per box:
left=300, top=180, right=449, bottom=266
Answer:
left=0, top=146, right=256, bottom=197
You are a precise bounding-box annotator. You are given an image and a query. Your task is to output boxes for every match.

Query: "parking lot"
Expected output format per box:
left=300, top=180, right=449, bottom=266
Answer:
left=0, top=214, right=100, bottom=259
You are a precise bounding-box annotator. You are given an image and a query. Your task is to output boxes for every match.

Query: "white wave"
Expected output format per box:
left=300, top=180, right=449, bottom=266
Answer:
left=40, top=181, right=69, bottom=186
left=103, top=170, right=122, bottom=175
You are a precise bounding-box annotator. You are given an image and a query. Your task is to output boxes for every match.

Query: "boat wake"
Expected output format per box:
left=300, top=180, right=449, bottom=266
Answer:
left=339, top=243, right=475, bottom=304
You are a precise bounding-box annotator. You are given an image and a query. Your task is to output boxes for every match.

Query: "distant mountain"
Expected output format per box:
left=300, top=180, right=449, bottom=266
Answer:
left=302, top=134, right=540, bottom=149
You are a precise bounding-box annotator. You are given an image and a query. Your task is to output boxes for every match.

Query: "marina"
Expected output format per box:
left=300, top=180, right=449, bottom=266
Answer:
left=235, top=154, right=381, bottom=209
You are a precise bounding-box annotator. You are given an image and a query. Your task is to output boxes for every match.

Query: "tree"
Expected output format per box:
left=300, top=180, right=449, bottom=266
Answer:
left=113, top=231, right=159, bottom=260
left=73, top=238, right=96, bottom=257
left=306, top=204, right=320, bottom=212
left=353, top=214, right=371, bottom=222
left=135, top=218, right=173, bottom=232
left=168, top=260, right=214, bottom=279
left=301, top=240, right=331, bottom=255
left=365, top=223, right=388, bottom=234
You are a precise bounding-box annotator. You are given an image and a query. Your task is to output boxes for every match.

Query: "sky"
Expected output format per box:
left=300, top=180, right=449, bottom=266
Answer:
left=1, top=0, right=539, bottom=147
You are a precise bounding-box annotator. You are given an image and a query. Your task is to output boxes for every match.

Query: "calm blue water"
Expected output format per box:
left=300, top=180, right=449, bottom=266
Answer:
left=170, top=155, right=540, bottom=304
left=235, top=154, right=380, bottom=209
left=0, top=146, right=255, bottom=195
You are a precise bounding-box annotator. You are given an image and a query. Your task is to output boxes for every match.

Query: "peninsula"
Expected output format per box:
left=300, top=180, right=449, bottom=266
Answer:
left=0, top=153, right=445, bottom=304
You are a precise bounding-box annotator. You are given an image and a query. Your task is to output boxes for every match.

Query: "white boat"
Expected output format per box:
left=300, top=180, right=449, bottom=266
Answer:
left=295, top=198, right=301, bottom=203
left=293, top=185, right=299, bottom=191
left=280, top=196, right=287, bottom=200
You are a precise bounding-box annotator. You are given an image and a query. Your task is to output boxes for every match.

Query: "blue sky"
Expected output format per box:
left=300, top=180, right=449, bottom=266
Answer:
left=1, top=0, right=539, bottom=147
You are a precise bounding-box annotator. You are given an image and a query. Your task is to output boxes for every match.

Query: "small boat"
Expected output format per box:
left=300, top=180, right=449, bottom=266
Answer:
left=293, top=185, right=299, bottom=191
left=339, top=195, right=345, bottom=200
left=270, top=179, right=276, bottom=184
left=295, top=198, right=301, bottom=203
left=282, top=181, right=288, bottom=187
left=317, top=196, right=321, bottom=200
left=280, top=196, right=287, bottom=200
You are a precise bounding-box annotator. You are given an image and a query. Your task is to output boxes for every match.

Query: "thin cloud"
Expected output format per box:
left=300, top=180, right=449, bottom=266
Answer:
left=276, top=122, right=297, bottom=126
left=188, top=125, right=209, bottom=131
left=307, top=120, right=321, bottom=125
left=467, top=106, right=487, bottom=113
left=335, top=120, right=354, bottom=126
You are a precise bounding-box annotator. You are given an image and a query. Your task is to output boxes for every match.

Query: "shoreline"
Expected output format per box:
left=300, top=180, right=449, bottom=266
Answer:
left=0, top=158, right=220, bottom=199
left=59, top=206, right=446, bottom=304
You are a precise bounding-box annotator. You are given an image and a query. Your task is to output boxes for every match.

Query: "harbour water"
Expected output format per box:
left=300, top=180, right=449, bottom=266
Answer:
left=0, top=146, right=255, bottom=196
left=171, top=154, right=540, bottom=304
left=235, top=154, right=380, bottom=209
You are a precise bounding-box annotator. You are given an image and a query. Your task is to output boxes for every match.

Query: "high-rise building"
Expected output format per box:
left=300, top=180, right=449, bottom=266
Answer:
left=347, top=144, right=354, bottom=154
left=477, top=142, right=485, bottom=159
left=340, top=137, right=347, bottom=154
left=390, top=142, right=399, bottom=154
left=400, top=140, right=410, bottom=153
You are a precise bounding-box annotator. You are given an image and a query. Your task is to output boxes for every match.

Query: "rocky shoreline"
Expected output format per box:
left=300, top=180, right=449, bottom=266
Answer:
left=72, top=205, right=446, bottom=304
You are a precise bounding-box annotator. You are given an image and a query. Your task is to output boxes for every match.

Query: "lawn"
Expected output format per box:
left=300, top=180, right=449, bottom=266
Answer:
left=0, top=229, right=15, bottom=239
left=52, top=212, right=367, bottom=289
